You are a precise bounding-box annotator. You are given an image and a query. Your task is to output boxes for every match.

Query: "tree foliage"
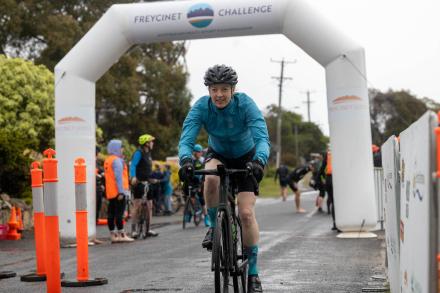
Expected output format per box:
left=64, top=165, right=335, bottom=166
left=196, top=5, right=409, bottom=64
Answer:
left=370, top=89, right=428, bottom=145
left=0, top=55, right=54, bottom=198
left=0, top=0, right=192, bottom=161
left=265, top=105, right=328, bottom=166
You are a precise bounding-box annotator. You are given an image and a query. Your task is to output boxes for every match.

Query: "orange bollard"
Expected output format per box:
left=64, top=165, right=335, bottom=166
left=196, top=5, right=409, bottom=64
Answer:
left=61, top=158, right=107, bottom=287
left=21, top=161, right=47, bottom=282
left=16, top=207, right=24, bottom=232
left=42, top=148, right=61, bottom=293
left=96, top=218, right=108, bottom=226
left=6, top=207, right=21, bottom=240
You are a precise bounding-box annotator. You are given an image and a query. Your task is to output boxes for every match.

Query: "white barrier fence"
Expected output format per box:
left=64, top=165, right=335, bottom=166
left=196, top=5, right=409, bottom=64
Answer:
left=381, top=111, right=438, bottom=293
left=373, top=167, right=385, bottom=231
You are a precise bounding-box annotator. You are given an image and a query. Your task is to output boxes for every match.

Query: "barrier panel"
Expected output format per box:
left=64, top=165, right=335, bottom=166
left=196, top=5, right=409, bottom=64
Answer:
left=399, top=111, right=437, bottom=293
left=373, top=167, right=385, bottom=230
left=381, top=136, right=401, bottom=293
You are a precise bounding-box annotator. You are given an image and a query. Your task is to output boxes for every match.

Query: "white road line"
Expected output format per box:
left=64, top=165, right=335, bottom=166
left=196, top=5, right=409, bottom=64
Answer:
left=259, top=231, right=293, bottom=253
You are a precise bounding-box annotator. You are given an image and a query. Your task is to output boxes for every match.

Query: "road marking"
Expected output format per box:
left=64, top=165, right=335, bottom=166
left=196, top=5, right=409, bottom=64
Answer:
left=259, top=231, right=292, bottom=253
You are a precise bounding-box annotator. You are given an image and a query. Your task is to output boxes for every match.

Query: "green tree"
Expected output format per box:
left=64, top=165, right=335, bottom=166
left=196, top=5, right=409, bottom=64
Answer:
left=370, top=89, right=428, bottom=145
left=265, top=104, right=328, bottom=166
left=0, top=55, right=54, bottom=199
left=0, top=0, right=192, bottom=160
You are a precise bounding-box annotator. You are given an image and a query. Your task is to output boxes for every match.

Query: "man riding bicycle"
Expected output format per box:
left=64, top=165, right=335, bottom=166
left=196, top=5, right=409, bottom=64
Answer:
left=178, top=65, right=270, bottom=293
left=189, top=144, right=209, bottom=227
left=130, top=134, right=159, bottom=238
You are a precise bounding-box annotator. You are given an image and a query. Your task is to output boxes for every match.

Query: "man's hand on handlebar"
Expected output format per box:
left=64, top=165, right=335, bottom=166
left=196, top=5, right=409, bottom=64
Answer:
left=179, top=158, right=194, bottom=182
left=246, top=160, right=264, bottom=183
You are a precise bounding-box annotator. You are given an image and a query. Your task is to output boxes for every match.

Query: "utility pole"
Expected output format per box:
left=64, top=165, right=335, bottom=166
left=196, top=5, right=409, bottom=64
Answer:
left=302, top=90, right=315, bottom=123
left=271, top=58, right=296, bottom=168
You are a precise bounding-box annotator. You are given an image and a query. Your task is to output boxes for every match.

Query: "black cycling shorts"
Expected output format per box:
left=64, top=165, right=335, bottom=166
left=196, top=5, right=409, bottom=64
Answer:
left=279, top=178, right=289, bottom=188
left=205, top=147, right=257, bottom=194
left=132, top=182, right=154, bottom=200
left=288, top=181, right=298, bottom=192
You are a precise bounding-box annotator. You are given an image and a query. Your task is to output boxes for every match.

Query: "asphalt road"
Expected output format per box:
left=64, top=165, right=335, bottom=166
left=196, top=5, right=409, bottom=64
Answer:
left=0, top=191, right=387, bottom=292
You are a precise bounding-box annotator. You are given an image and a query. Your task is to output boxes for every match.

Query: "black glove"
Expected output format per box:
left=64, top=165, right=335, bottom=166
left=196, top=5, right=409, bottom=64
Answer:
left=246, top=160, right=264, bottom=183
left=179, top=158, right=194, bottom=182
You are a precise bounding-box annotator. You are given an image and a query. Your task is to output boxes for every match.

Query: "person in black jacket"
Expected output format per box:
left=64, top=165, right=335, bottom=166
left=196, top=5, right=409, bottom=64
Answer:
left=130, top=134, right=159, bottom=238
left=287, top=164, right=313, bottom=213
left=274, top=164, right=289, bottom=201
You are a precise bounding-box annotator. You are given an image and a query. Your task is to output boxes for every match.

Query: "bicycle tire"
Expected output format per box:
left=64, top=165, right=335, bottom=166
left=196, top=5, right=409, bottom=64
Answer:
left=232, top=216, right=247, bottom=293
left=193, top=200, right=202, bottom=226
left=213, top=210, right=230, bottom=293
left=182, top=198, right=192, bottom=229
left=139, top=202, right=150, bottom=239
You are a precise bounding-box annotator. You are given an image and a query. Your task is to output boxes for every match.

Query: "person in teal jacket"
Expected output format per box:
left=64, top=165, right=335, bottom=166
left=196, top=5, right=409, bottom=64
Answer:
left=178, top=65, right=269, bottom=293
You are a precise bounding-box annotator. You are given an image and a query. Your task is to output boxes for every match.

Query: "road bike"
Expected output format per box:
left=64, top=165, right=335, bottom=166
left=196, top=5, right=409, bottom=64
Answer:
left=171, top=188, right=185, bottom=213
left=182, top=185, right=203, bottom=229
left=192, top=164, right=257, bottom=293
left=132, top=181, right=150, bottom=239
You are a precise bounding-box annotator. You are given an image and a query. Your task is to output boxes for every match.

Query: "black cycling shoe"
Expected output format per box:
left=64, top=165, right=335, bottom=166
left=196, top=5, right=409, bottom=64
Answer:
left=248, top=275, right=263, bottom=293
left=202, top=228, right=213, bottom=250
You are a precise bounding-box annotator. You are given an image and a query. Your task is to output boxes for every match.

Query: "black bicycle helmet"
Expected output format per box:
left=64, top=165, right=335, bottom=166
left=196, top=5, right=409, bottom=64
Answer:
left=204, top=64, right=238, bottom=86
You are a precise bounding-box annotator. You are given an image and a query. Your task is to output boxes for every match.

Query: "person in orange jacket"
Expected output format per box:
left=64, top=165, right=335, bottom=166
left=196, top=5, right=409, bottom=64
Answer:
left=319, top=148, right=338, bottom=231
left=104, top=139, right=134, bottom=243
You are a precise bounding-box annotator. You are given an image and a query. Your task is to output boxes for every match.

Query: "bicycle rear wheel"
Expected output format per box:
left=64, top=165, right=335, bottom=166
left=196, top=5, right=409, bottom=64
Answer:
left=140, top=203, right=150, bottom=239
left=213, top=210, right=230, bottom=293
left=232, top=216, right=247, bottom=292
left=182, top=198, right=192, bottom=229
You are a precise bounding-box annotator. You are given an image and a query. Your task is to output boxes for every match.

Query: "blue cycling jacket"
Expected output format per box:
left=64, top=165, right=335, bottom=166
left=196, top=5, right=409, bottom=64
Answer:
left=178, top=92, right=270, bottom=166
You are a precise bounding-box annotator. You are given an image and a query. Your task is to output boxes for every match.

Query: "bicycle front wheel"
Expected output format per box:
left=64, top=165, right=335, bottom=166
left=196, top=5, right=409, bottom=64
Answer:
left=182, top=198, right=192, bottom=229
left=213, top=210, right=230, bottom=293
left=193, top=201, right=202, bottom=226
left=232, top=216, right=247, bottom=293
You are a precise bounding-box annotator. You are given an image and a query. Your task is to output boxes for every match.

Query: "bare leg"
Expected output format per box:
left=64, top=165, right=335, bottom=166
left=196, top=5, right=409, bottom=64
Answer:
left=238, top=192, right=259, bottom=246
left=203, top=159, right=221, bottom=208
left=281, top=186, right=287, bottom=201
left=295, top=190, right=306, bottom=213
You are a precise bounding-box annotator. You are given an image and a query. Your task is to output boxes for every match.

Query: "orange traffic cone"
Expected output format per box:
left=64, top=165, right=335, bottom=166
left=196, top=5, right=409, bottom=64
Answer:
left=16, top=207, right=24, bottom=233
left=6, top=207, right=21, bottom=240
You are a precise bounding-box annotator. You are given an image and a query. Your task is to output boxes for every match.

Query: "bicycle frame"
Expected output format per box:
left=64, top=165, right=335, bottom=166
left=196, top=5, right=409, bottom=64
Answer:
left=193, top=164, right=252, bottom=292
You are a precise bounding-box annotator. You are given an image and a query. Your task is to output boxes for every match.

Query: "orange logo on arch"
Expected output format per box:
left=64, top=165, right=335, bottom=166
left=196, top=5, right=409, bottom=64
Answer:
left=58, top=116, right=85, bottom=124
left=332, top=95, right=362, bottom=104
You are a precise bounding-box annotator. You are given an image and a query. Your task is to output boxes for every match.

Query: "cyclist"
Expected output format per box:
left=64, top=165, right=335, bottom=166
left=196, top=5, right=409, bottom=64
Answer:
left=191, top=144, right=209, bottom=227
left=178, top=65, right=269, bottom=293
left=130, top=134, right=159, bottom=238
left=274, top=164, right=289, bottom=201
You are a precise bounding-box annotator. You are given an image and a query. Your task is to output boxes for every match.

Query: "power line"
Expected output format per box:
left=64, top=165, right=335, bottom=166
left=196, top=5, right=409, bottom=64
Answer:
left=271, top=58, right=296, bottom=168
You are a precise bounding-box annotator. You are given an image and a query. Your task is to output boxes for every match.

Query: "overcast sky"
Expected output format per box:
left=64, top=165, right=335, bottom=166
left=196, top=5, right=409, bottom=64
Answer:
left=184, top=0, right=440, bottom=135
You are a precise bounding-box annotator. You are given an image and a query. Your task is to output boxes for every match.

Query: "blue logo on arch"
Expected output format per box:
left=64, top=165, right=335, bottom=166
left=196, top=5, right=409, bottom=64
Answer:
left=187, top=3, right=214, bottom=28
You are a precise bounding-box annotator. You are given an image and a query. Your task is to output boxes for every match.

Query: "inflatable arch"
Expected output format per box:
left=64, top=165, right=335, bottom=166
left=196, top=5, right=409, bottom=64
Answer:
left=55, top=0, right=376, bottom=241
